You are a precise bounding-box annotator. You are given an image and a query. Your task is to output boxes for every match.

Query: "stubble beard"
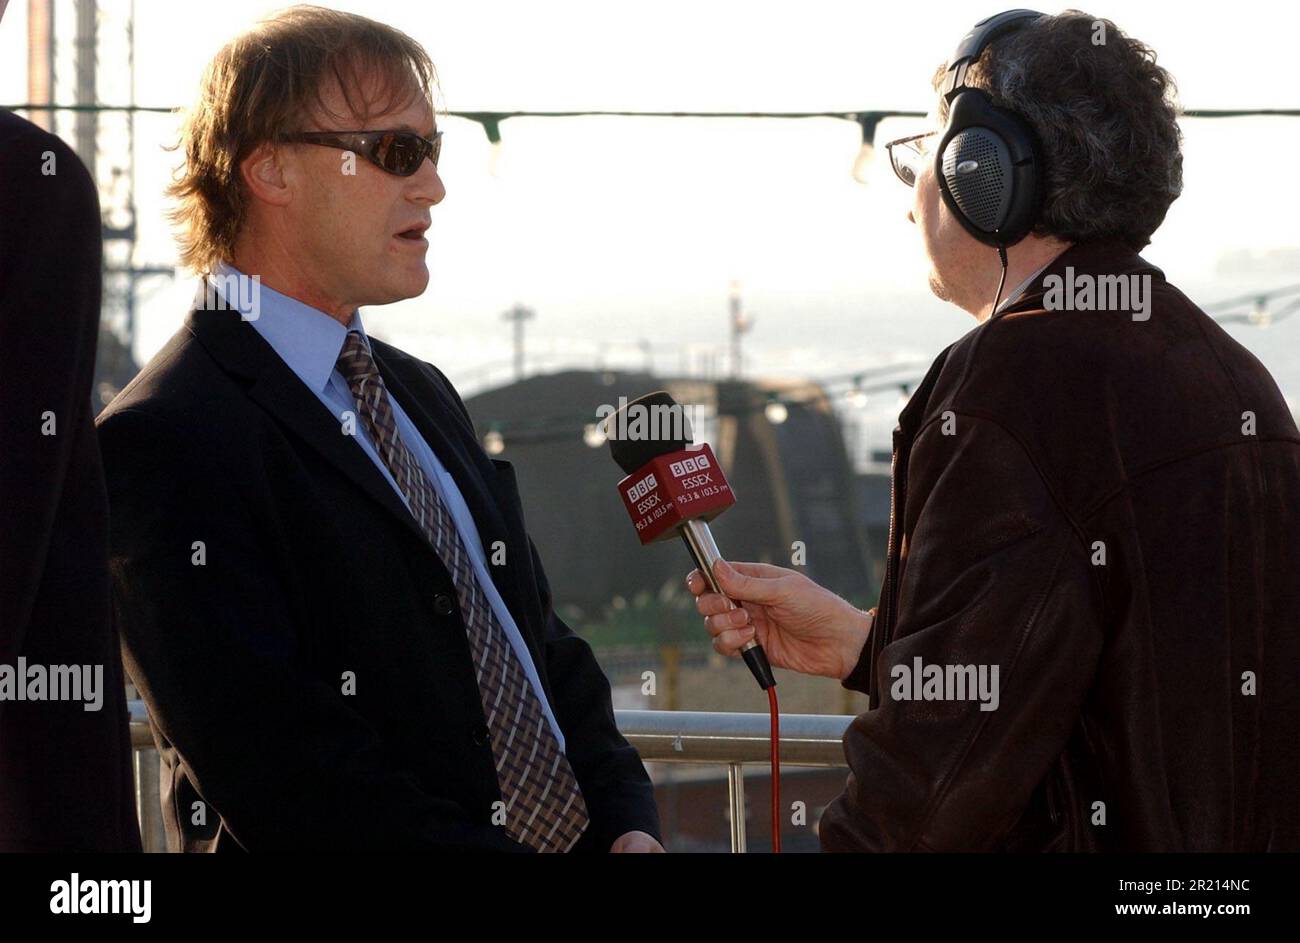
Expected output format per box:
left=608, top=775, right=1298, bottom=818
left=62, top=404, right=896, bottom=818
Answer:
left=927, top=269, right=951, bottom=303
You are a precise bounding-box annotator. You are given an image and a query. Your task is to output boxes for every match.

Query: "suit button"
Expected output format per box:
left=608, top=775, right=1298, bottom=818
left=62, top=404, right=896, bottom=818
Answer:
left=434, top=593, right=455, bottom=616
left=472, top=724, right=490, bottom=747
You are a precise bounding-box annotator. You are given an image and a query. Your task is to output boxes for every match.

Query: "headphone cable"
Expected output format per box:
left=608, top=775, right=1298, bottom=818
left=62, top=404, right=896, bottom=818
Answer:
left=990, top=244, right=1010, bottom=318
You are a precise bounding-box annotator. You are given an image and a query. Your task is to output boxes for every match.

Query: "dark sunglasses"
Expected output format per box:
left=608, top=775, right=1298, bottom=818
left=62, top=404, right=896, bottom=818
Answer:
left=885, top=131, right=937, bottom=187
left=283, top=129, right=442, bottom=176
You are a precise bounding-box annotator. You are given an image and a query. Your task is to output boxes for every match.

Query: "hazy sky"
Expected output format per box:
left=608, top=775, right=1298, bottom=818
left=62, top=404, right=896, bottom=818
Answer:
left=3, top=0, right=1298, bottom=443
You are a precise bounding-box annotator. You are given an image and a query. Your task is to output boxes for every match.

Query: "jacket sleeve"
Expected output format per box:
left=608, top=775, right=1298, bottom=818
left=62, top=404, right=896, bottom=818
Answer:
left=98, top=407, right=529, bottom=852
left=820, top=413, right=1104, bottom=851
left=528, top=537, right=663, bottom=850
left=0, top=119, right=101, bottom=660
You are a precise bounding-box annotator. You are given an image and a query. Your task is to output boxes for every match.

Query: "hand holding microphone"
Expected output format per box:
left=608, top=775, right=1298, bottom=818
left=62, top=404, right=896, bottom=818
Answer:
left=686, top=561, right=875, bottom=682
left=605, top=390, right=777, bottom=689
left=604, top=390, right=872, bottom=854
left=604, top=389, right=874, bottom=686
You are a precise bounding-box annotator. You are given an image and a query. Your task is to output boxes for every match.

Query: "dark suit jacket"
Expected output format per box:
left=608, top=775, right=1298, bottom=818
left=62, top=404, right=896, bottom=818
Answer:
left=0, top=109, right=141, bottom=852
left=820, top=239, right=1300, bottom=851
left=96, top=303, right=661, bottom=851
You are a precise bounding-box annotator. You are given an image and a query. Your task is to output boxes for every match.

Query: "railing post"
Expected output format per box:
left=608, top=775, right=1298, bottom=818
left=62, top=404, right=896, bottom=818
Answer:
left=727, top=763, right=746, bottom=853
left=134, top=747, right=166, bottom=852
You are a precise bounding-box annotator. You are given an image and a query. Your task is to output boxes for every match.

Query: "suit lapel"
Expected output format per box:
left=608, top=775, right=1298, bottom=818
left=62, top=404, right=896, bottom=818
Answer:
left=188, top=305, right=548, bottom=671
left=375, top=352, right=508, bottom=543
left=375, top=351, right=549, bottom=671
left=185, top=307, right=430, bottom=548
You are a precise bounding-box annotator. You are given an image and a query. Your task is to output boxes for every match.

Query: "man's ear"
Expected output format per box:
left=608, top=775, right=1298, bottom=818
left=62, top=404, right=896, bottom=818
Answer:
left=239, top=142, right=293, bottom=208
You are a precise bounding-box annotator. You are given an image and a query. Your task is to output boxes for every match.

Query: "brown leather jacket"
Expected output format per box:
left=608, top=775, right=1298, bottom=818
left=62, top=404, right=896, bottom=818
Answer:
left=819, top=239, right=1300, bottom=852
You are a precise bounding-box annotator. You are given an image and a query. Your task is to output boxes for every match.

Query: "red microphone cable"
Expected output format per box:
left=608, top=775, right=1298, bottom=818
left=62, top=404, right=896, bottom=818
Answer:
left=737, top=607, right=779, bottom=853
left=735, top=617, right=779, bottom=853
left=768, top=685, right=781, bottom=853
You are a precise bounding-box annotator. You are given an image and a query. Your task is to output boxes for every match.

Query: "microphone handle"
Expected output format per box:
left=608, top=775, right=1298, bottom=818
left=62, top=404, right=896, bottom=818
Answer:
left=679, top=519, right=776, bottom=690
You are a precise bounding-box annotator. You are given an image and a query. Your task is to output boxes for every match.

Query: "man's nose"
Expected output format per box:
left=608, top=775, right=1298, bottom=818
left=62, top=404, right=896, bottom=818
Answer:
left=410, top=158, right=445, bottom=205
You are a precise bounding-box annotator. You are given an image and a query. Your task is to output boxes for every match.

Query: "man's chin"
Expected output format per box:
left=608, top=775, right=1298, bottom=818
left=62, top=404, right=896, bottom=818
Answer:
left=403, top=267, right=430, bottom=299
left=369, top=269, right=429, bottom=306
left=927, top=270, right=951, bottom=303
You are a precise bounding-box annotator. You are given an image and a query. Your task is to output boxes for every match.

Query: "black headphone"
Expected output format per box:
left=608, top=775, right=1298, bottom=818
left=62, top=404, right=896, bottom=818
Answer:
left=937, top=9, right=1045, bottom=248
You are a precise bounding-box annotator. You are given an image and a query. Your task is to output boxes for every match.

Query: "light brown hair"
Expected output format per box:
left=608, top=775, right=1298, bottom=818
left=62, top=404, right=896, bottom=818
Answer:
left=168, top=5, right=437, bottom=274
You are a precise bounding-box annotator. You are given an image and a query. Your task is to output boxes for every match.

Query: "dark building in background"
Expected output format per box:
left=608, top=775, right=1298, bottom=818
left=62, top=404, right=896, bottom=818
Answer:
left=465, top=370, right=877, bottom=619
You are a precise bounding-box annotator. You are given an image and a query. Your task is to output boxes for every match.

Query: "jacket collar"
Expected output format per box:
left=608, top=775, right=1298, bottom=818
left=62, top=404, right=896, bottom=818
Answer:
left=182, top=305, right=525, bottom=635
left=999, top=238, right=1164, bottom=316
left=184, top=306, right=436, bottom=546
left=208, top=261, right=359, bottom=396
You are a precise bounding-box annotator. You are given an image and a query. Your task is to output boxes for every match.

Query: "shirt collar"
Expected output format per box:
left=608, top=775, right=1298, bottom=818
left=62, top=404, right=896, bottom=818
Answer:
left=209, top=262, right=369, bottom=395
left=994, top=259, right=1053, bottom=316
left=993, top=245, right=1075, bottom=315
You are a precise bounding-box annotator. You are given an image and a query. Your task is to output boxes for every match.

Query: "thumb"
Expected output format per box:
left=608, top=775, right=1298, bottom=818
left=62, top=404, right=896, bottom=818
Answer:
left=712, top=559, right=786, bottom=605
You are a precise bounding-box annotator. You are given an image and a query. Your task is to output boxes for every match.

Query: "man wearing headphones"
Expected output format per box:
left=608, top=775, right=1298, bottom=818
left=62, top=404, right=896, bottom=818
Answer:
left=688, top=10, right=1300, bottom=851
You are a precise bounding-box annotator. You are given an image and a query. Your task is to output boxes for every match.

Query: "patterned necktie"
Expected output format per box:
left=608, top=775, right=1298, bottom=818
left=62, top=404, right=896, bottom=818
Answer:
left=335, top=331, right=589, bottom=852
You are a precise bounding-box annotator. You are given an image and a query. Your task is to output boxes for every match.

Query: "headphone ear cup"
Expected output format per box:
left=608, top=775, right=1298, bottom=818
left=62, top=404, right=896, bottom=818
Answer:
left=936, top=89, right=1041, bottom=246
left=941, top=128, right=1014, bottom=237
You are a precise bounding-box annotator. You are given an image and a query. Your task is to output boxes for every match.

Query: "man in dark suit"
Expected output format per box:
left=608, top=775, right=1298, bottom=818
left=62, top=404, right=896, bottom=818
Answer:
left=0, top=106, right=141, bottom=852
left=97, top=6, right=661, bottom=852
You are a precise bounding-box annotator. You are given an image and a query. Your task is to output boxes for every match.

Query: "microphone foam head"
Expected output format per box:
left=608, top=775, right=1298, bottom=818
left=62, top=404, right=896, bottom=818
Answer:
left=605, top=390, right=694, bottom=473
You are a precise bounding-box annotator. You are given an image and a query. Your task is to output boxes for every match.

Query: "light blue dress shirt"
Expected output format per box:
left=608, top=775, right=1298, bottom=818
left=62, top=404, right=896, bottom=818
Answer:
left=209, top=263, right=565, bottom=750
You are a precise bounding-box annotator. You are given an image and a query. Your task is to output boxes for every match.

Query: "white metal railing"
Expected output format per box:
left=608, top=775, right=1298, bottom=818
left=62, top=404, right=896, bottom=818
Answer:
left=128, top=700, right=852, bottom=852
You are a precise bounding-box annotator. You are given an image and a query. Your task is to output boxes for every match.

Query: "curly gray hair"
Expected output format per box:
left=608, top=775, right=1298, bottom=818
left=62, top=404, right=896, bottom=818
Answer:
left=934, top=10, right=1183, bottom=250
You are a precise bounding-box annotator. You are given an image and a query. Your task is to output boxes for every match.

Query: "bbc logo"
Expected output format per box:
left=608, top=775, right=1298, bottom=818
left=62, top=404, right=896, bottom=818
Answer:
left=669, top=455, right=711, bottom=478
left=628, top=473, right=658, bottom=502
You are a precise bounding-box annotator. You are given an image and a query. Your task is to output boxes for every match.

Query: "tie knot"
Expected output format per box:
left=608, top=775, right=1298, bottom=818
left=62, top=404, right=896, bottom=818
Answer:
left=336, top=330, right=380, bottom=391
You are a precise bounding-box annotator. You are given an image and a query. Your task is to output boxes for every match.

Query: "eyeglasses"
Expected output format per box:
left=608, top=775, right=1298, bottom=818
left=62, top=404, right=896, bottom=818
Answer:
left=283, top=129, right=442, bottom=177
left=885, top=131, right=937, bottom=187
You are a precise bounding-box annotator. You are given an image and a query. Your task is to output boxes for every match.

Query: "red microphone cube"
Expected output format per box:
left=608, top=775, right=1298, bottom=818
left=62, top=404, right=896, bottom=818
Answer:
left=616, top=443, right=735, bottom=544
